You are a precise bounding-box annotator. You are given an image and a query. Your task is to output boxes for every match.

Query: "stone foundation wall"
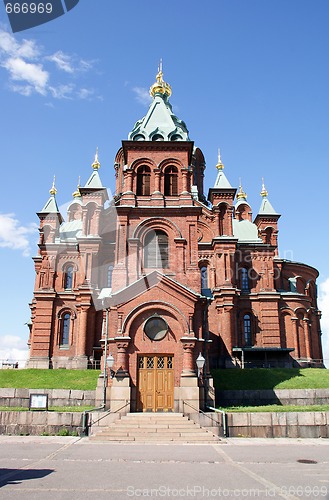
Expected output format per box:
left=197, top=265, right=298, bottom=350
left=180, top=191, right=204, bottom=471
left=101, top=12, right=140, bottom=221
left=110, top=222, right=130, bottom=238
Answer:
left=0, top=411, right=84, bottom=435
left=0, top=388, right=96, bottom=408
left=217, top=388, right=329, bottom=407
left=0, top=410, right=328, bottom=438
left=190, top=411, right=329, bottom=438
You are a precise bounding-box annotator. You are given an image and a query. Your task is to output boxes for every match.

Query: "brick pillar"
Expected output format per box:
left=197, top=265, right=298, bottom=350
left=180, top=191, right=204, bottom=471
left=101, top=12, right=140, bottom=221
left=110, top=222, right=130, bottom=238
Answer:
left=115, top=340, right=130, bottom=376
left=154, top=168, right=161, bottom=193
left=291, top=317, right=300, bottom=358
left=77, top=307, right=89, bottom=356
left=181, top=338, right=196, bottom=376
left=303, top=318, right=312, bottom=360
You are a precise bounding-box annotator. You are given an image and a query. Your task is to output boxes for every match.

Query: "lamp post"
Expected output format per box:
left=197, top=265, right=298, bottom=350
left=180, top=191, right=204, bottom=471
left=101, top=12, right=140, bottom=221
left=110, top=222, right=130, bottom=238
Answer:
left=196, top=352, right=205, bottom=378
left=196, top=353, right=206, bottom=410
left=106, top=353, right=115, bottom=377
left=103, top=352, right=115, bottom=409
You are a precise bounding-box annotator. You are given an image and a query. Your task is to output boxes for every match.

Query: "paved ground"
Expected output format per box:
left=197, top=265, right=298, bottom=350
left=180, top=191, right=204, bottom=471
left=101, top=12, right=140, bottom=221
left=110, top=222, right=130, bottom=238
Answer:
left=0, top=436, right=328, bottom=499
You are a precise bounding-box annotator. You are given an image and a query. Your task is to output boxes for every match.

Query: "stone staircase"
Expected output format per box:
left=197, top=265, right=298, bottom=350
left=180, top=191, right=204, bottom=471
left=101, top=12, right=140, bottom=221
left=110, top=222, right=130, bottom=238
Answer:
left=90, top=412, right=220, bottom=443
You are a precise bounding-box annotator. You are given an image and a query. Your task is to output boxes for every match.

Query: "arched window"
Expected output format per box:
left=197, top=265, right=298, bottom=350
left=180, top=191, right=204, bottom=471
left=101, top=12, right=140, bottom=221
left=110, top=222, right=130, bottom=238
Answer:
left=152, top=134, right=164, bottom=141
left=107, top=265, right=114, bottom=288
left=200, top=266, right=208, bottom=290
left=164, top=166, right=178, bottom=196
left=265, top=227, right=273, bottom=245
left=241, top=268, right=249, bottom=292
left=64, top=266, right=74, bottom=290
left=243, top=314, right=252, bottom=346
left=60, top=313, right=71, bottom=346
left=144, top=230, right=169, bottom=269
left=136, top=165, right=151, bottom=196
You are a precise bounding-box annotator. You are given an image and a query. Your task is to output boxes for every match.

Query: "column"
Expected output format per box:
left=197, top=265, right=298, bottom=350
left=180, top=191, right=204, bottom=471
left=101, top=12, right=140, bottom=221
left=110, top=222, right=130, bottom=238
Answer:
left=115, top=340, right=130, bottom=376
left=181, top=338, right=196, bottom=376
left=291, top=317, right=300, bottom=359
left=77, top=306, right=89, bottom=357
left=303, top=318, right=312, bottom=360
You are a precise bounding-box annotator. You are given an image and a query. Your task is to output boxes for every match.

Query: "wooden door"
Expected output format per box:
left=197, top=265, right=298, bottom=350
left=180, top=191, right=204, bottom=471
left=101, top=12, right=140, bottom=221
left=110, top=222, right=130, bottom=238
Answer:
left=137, top=355, right=174, bottom=412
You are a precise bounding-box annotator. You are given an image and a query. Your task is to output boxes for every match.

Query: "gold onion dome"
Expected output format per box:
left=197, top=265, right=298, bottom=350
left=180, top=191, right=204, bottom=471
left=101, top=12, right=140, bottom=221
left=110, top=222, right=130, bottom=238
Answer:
left=216, top=148, right=224, bottom=170
left=149, top=61, right=172, bottom=99
left=49, top=176, right=57, bottom=196
left=237, top=181, right=247, bottom=200
left=72, top=177, right=81, bottom=198
left=92, top=148, right=100, bottom=170
left=260, top=178, right=268, bottom=198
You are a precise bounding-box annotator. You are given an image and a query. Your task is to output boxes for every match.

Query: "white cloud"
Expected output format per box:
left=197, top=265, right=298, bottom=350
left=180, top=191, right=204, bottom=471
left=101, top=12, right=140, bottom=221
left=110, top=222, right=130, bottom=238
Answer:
left=318, top=277, right=329, bottom=368
left=0, top=335, right=29, bottom=368
left=46, top=51, right=94, bottom=74
left=49, top=83, right=75, bottom=99
left=0, top=30, right=40, bottom=59
left=132, top=86, right=152, bottom=106
left=46, top=50, right=74, bottom=73
left=2, top=57, right=48, bottom=95
left=0, top=213, right=37, bottom=257
left=0, top=28, right=99, bottom=100
left=77, top=88, right=95, bottom=99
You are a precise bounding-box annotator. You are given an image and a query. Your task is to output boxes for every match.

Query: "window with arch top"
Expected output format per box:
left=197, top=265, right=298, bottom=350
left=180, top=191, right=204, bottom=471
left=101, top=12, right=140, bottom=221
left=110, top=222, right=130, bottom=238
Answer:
left=107, top=265, right=114, bottom=288
left=60, top=313, right=71, bottom=346
left=243, top=314, right=252, bottom=346
left=241, top=268, right=250, bottom=292
left=200, top=265, right=208, bottom=290
left=144, top=230, right=169, bottom=269
left=136, top=165, right=151, bottom=196
left=64, top=265, right=74, bottom=290
left=164, top=166, right=178, bottom=196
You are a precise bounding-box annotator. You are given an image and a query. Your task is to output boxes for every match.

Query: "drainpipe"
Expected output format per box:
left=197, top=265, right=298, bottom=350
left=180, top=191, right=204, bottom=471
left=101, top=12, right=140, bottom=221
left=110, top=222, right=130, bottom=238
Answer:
left=103, top=306, right=109, bottom=408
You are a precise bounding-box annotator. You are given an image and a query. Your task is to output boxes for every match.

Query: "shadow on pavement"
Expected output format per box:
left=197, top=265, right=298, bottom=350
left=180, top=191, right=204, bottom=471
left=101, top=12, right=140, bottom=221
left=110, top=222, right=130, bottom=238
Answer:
left=0, top=468, right=54, bottom=488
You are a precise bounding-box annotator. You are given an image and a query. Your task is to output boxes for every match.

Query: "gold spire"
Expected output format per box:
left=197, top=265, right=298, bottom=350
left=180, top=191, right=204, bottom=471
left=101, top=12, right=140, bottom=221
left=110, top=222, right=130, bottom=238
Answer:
left=49, top=175, right=57, bottom=196
left=237, top=179, right=247, bottom=200
left=72, top=176, right=81, bottom=198
left=149, top=59, right=172, bottom=98
left=92, top=147, right=100, bottom=170
left=216, top=148, right=224, bottom=170
left=260, top=178, right=268, bottom=198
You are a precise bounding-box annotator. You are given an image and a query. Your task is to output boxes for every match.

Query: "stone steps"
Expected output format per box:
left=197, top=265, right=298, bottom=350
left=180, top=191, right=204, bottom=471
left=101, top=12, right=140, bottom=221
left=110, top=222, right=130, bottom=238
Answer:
left=90, top=412, right=220, bottom=443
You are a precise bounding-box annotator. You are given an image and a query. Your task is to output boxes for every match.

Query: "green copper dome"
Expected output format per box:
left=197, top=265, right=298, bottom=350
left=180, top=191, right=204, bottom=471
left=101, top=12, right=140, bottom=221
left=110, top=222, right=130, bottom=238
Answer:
left=128, top=66, right=190, bottom=142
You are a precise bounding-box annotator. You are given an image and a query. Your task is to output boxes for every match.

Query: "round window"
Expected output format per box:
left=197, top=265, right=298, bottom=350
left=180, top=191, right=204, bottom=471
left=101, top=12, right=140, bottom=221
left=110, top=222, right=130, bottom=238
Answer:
left=144, top=316, right=168, bottom=341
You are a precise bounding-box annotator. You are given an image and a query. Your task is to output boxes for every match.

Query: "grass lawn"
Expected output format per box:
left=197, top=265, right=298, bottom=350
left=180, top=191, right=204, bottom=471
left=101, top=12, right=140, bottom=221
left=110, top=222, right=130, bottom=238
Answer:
left=211, top=368, right=329, bottom=391
left=0, top=369, right=100, bottom=390
left=218, top=404, right=329, bottom=413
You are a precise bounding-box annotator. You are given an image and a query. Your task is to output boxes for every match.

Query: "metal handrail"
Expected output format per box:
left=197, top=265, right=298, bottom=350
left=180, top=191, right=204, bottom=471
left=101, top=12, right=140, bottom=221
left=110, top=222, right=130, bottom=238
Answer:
left=82, top=400, right=130, bottom=436
left=182, top=400, right=222, bottom=440
left=206, top=406, right=227, bottom=438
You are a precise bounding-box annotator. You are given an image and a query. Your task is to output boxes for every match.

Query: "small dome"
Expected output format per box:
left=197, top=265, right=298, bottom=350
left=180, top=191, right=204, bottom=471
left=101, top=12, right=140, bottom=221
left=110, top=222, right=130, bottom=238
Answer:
left=149, top=63, right=172, bottom=99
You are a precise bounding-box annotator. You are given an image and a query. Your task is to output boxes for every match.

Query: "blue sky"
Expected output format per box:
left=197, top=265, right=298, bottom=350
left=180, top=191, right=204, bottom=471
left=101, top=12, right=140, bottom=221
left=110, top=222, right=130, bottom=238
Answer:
left=0, top=0, right=328, bottom=365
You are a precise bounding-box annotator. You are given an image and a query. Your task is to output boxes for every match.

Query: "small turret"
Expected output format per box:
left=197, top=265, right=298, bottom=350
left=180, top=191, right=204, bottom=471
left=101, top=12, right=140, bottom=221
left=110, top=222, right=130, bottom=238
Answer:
left=37, top=177, right=63, bottom=245
left=254, top=179, right=280, bottom=250
left=235, top=180, right=252, bottom=222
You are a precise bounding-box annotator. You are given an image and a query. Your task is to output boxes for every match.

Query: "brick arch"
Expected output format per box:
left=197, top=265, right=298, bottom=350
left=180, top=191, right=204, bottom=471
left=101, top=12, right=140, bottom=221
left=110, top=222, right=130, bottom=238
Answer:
left=294, top=306, right=308, bottom=318
left=158, top=158, right=184, bottom=172
left=67, top=202, right=82, bottom=222
left=133, top=217, right=182, bottom=240
left=130, top=157, right=157, bottom=172
left=57, top=307, right=77, bottom=320
left=197, top=221, right=214, bottom=242
left=121, top=301, right=190, bottom=338
left=279, top=308, right=294, bottom=349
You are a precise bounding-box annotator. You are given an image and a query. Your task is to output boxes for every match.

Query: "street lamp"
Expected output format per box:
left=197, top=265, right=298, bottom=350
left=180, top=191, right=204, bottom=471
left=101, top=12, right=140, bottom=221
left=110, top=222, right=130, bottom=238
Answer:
left=196, top=352, right=205, bottom=378
left=106, top=353, right=115, bottom=378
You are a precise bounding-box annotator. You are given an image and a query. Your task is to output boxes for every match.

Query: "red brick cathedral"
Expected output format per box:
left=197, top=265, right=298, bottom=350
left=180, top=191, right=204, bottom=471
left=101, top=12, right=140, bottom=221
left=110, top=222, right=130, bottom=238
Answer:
left=27, top=67, right=323, bottom=411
